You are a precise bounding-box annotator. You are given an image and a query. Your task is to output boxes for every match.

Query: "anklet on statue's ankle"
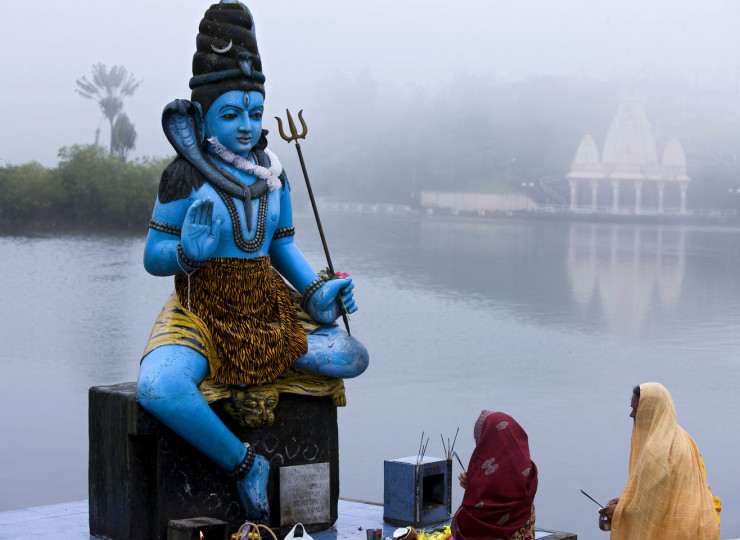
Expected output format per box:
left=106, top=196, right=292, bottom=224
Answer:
left=226, top=444, right=256, bottom=480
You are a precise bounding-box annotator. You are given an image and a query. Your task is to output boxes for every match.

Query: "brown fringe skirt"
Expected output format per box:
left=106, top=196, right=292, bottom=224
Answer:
left=144, top=256, right=308, bottom=386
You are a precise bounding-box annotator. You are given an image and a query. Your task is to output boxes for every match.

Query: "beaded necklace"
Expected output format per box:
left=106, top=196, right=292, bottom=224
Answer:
left=207, top=138, right=283, bottom=253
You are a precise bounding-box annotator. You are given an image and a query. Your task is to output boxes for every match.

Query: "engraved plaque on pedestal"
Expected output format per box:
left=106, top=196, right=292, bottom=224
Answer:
left=279, top=462, right=331, bottom=527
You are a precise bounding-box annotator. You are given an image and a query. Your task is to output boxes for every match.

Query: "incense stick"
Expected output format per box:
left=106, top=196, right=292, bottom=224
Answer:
left=579, top=489, right=604, bottom=508
left=441, top=428, right=461, bottom=460
left=453, top=451, right=466, bottom=473
left=420, top=437, right=429, bottom=463
left=417, top=432, right=425, bottom=465
left=450, top=427, right=459, bottom=455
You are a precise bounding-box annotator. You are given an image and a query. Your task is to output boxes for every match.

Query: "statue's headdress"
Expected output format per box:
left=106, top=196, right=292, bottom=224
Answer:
left=190, top=0, right=265, bottom=113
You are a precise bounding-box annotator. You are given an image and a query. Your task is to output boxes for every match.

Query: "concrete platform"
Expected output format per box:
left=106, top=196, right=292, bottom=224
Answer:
left=5, top=499, right=735, bottom=540
left=0, top=499, right=582, bottom=539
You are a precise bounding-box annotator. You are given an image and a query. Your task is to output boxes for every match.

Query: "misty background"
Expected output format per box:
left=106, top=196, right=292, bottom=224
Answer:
left=1, top=1, right=740, bottom=538
left=1, top=0, right=739, bottom=209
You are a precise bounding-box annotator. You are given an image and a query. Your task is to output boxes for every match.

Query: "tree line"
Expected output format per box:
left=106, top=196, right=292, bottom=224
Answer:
left=0, top=144, right=170, bottom=231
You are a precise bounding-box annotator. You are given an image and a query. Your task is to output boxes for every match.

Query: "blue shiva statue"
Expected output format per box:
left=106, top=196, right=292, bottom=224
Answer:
left=136, top=0, right=368, bottom=522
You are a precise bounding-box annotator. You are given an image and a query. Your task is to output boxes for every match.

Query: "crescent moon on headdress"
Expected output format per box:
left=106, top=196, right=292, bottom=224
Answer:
left=211, top=40, right=233, bottom=54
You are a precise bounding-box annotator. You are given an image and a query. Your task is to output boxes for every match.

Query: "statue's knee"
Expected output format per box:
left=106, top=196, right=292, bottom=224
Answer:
left=301, top=328, right=369, bottom=378
left=137, top=347, right=208, bottom=407
left=136, top=374, right=155, bottom=409
left=342, top=335, right=369, bottom=377
left=136, top=349, right=184, bottom=411
left=326, top=331, right=369, bottom=378
left=136, top=366, right=167, bottom=411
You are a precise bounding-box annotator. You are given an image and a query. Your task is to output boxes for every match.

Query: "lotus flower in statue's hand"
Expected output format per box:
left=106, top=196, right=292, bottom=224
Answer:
left=318, top=267, right=349, bottom=281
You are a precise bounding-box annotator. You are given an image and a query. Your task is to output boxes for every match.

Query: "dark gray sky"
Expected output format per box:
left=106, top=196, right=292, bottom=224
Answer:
left=1, top=0, right=738, bottom=166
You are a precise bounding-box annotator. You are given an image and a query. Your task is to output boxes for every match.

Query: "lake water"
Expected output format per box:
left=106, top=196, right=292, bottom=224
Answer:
left=1, top=213, right=739, bottom=539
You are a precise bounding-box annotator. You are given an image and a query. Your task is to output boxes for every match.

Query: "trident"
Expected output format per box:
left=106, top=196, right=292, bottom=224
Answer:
left=276, top=109, right=350, bottom=335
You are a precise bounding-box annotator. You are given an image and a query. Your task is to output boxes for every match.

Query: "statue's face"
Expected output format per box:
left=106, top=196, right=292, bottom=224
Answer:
left=204, top=90, right=264, bottom=156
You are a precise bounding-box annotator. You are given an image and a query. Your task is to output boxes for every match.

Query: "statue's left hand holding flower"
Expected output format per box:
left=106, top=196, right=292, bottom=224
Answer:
left=180, top=198, right=224, bottom=265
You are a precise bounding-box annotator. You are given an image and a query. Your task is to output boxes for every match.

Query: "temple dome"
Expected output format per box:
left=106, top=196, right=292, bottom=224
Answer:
left=663, top=137, right=687, bottom=167
left=662, top=137, right=690, bottom=181
left=602, top=96, right=659, bottom=167
left=574, top=135, right=599, bottom=165
left=567, top=135, right=605, bottom=179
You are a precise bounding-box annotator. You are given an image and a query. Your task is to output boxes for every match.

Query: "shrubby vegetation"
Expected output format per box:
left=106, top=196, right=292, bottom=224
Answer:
left=0, top=144, right=170, bottom=231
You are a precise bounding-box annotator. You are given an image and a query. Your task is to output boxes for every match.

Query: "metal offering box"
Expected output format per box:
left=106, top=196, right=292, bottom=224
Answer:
left=383, top=456, right=451, bottom=527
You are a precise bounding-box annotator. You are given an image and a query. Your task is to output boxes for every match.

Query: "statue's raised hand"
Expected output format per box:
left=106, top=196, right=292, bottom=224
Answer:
left=180, top=198, right=223, bottom=263
left=306, top=278, right=357, bottom=324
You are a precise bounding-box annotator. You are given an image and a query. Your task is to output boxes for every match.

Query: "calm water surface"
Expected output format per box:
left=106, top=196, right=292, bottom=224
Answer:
left=1, top=214, right=738, bottom=539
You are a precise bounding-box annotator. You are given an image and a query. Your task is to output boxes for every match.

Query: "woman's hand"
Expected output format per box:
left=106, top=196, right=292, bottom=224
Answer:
left=458, top=472, right=467, bottom=489
left=180, top=199, right=223, bottom=263
left=598, top=497, right=619, bottom=520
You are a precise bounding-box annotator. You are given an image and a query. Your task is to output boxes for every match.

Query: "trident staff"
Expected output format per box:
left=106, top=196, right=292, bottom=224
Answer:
left=276, top=109, right=351, bottom=335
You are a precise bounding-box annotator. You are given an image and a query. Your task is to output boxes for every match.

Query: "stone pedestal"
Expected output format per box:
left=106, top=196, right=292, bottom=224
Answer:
left=89, top=382, right=339, bottom=540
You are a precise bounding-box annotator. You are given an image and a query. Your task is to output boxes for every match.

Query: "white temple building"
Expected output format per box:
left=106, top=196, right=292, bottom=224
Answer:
left=567, top=96, right=690, bottom=214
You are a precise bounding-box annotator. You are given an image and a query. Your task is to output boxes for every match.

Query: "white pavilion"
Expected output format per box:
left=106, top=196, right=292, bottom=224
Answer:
left=566, top=96, right=690, bottom=214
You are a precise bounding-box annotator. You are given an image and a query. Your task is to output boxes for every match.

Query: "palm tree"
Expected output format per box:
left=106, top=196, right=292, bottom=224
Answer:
left=76, top=64, right=141, bottom=155
left=112, top=113, right=137, bottom=163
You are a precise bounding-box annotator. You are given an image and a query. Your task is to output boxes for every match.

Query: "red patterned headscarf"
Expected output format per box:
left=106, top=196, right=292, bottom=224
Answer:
left=452, top=411, right=538, bottom=540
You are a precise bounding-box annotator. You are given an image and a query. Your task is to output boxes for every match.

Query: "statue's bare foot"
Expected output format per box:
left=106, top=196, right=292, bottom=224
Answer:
left=236, top=454, right=269, bottom=521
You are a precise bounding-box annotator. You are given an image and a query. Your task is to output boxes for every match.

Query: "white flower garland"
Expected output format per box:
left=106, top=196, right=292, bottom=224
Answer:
left=207, top=136, right=283, bottom=192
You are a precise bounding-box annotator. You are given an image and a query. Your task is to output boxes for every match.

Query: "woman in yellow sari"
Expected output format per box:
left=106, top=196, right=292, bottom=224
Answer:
left=599, top=383, right=720, bottom=539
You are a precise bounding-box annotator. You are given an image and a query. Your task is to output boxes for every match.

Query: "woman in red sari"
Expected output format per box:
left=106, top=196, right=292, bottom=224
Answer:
left=452, top=411, right=538, bottom=540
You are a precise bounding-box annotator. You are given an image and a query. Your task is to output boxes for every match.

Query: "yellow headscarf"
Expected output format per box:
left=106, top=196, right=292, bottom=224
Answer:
left=611, top=383, right=720, bottom=539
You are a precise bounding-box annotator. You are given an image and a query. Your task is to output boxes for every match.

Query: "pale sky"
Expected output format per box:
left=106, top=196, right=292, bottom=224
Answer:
left=1, top=0, right=738, bottom=166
